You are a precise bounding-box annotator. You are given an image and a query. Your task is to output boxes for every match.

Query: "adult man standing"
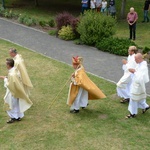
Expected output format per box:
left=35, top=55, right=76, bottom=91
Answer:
left=117, top=46, right=137, bottom=103
left=127, top=7, right=138, bottom=40
left=142, top=0, right=150, bottom=23
left=67, top=56, right=106, bottom=113
left=126, top=53, right=150, bottom=118
left=9, top=48, right=33, bottom=95
left=0, top=59, right=33, bottom=123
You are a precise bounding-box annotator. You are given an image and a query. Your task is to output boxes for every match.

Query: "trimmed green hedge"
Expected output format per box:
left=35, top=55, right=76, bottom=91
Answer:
left=96, top=37, right=137, bottom=56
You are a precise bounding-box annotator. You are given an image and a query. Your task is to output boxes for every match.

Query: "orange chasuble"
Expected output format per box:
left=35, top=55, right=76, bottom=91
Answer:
left=67, top=66, right=106, bottom=106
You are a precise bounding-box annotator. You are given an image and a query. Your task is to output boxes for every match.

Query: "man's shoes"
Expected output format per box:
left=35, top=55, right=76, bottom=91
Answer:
left=120, top=98, right=130, bottom=103
left=125, top=114, right=136, bottom=119
left=142, top=106, right=150, bottom=113
left=142, top=21, right=145, bottom=23
left=7, top=118, right=16, bottom=124
left=16, top=117, right=21, bottom=121
left=82, top=103, right=89, bottom=109
left=70, top=109, right=79, bottom=113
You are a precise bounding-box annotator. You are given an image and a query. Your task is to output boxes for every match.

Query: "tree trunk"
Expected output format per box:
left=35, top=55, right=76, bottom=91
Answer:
left=35, top=0, right=39, bottom=6
left=2, top=0, right=5, bottom=9
left=120, top=0, right=126, bottom=19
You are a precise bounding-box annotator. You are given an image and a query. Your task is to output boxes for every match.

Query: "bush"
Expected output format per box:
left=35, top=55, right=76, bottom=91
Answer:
left=143, top=47, right=150, bottom=54
left=55, top=11, right=74, bottom=30
left=55, top=12, right=80, bottom=39
left=0, top=7, right=5, bottom=17
left=74, top=39, right=84, bottom=45
left=18, top=15, right=36, bottom=26
left=70, top=18, right=80, bottom=38
left=0, top=8, right=18, bottom=18
left=77, top=10, right=116, bottom=45
left=58, top=25, right=76, bottom=40
left=48, top=18, right=55, bottom=27
left=23, top=17, right=36, bottom=26
left=96, top=37, right=137, bottom=56
left=39, top=20, right=47, bottom=27
left=48, top=29, right=57, bottom=36
left=18, top=14, right=25, bottom=23
left=4, top=10, right=14, bottom=18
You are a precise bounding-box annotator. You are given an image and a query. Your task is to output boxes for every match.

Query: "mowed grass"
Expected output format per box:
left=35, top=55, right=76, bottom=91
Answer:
left=112, top=0, right=150, bottom=48
left=115, top=21, right=150, bottom=48
left=0, top=39, right=150, bottom=150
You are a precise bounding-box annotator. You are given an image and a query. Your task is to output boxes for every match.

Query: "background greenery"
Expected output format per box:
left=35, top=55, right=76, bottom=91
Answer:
left=0, top=39, right=150, bottom=150
left=1, top=0, right=150, bottom=48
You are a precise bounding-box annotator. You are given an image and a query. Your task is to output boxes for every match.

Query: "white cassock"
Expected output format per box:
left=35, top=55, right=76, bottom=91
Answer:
left=128, top=61, right=149, bottom=115
left=4, top=68, right=24, bottom=119
left=68, top=67, right=88, bottom=110
left=70, top=87, right=88, bottom=110
left=117, top=54, right=137, bottom=99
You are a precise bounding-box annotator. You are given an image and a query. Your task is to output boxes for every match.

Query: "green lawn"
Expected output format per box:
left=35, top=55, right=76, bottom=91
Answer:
left=115, top=21, right=150, bottom=48
left=0, top=39, right=150, bottom=150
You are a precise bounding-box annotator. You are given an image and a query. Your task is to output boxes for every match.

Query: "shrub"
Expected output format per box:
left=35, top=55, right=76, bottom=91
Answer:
left=55, top=12, right=80, bottom=39
left=96, top=37, right=137, bottom=56
left=39, top=20, right=47, bottom=27
left=48, top=29, right=57, bottom=36
left=0, top=7, right=5, bottom=17
left=4, top=10, right=13, bottom=18
left=0, top=9, right=19, bottom=19
left=77, top=10, right=116, bottom=45
left=18, top=15, right=36, bottom=26
left=143, top=47, right=150, bottom=54
left=18, top=14, right=26, bottom=23
left=55, top=11, right=74, bottom=30
left=58, top=25, right=76, bottom=40
left=70, top=18, right=80, bottom=38
left=23, top=17, right=36, bottom=26
left=74, top=39, right=83, bottom=45
left=48, top=18, right=55, bottom=27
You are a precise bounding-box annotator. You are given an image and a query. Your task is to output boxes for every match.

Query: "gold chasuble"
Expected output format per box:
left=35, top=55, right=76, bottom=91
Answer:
left=4, top=68, right=33, bottom=112
left=13, top=54, right=33, bottom=94
left=67, top=66, right=106, bottom=106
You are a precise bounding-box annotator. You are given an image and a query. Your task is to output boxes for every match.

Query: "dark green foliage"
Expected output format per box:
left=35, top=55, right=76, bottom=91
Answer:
left=77, top=11, right=116, bottom=46
left=48, top=18, right=55, bottom=27
left=39, top=20, right=47, bottom=27
left=96, top=37, right=137, bottom=56
left=0, top=7, right=5, bottom=17
left=143, top=47, right=150, bottom=54
left=74, top=39, right=83, bottom=45
left=70, top=18, right=80, bottom=38
left=48, top=29, right=57, bottom=36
